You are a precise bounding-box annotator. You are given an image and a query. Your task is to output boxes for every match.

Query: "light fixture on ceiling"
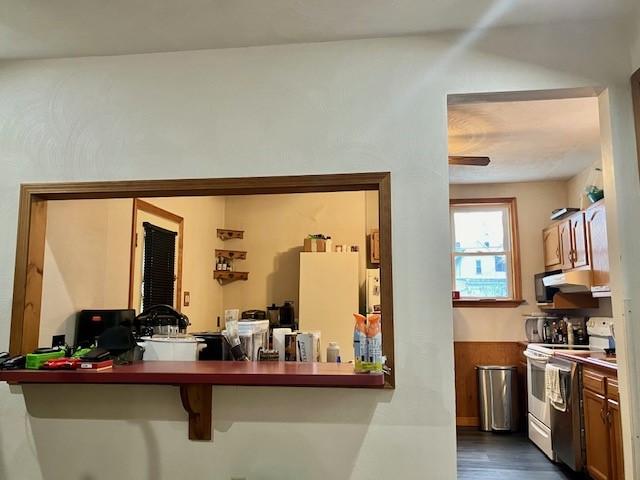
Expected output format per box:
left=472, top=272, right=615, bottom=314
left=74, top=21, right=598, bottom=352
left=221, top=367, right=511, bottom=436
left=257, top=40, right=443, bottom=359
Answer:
left=448, top=156, right=491, bottom=166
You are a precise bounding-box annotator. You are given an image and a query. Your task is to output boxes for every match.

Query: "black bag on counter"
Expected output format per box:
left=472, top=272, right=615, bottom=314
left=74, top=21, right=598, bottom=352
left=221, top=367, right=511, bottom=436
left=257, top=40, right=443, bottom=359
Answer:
left=97, top=326, right=145, bottom=364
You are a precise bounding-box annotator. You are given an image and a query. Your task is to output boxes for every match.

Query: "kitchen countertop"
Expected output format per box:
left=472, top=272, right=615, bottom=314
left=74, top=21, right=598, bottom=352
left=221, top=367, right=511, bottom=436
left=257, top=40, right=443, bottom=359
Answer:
left=0, top=360, right=386, bottom=388
left=554, top=351, right=618, bottom=373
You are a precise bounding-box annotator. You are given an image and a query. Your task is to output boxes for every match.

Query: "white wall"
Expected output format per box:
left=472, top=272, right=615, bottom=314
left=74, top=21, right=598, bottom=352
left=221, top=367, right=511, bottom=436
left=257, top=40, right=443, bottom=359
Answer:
left=632, top=6, right=640, bottom=71
left=0, top=19, right=638, bottom=480
left=222, top=192, right=368, bottom=315
left=450, top=181, right=567, bottom=341
left=566, top=160, right=604, bottom=209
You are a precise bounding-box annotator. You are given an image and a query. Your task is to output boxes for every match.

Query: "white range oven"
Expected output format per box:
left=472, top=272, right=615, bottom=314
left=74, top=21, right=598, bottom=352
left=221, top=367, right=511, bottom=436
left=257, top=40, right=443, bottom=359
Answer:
left=524, top=343, right=590, bottom=461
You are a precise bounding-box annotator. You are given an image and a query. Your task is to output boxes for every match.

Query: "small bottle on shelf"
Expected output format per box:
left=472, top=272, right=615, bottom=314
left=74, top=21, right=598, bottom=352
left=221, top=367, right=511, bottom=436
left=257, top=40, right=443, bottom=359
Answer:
left=567, top=324, right=575, bottom=346
left=327, top=342, right=340, bottom=363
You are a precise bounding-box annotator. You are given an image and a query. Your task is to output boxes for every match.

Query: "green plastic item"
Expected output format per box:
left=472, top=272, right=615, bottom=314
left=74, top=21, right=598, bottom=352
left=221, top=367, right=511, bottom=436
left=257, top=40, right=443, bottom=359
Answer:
left=71, top=347, right=92, bottom=359
left=26, top=350, right=65, bottom=369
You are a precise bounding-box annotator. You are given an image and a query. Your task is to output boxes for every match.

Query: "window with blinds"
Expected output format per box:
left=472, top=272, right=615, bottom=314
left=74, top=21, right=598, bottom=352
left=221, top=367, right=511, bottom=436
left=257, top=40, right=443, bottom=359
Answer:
left=141, top=222, right=177, bottom=311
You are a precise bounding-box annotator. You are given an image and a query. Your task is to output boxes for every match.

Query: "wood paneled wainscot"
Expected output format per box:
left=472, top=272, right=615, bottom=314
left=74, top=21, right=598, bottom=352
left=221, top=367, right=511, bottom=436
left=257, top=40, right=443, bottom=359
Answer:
left=454, top=342, right=526, bottom=427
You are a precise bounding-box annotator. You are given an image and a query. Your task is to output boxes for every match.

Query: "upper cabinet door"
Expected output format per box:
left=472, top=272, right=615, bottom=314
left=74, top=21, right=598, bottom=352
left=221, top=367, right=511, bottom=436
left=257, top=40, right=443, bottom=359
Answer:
left=543, top=224, right=562, bottom=270
left=559, top=219, right=573, bottom=270
left=587, top=202, right=610, bottom=288
left=571, top=212, right=589, bottom=268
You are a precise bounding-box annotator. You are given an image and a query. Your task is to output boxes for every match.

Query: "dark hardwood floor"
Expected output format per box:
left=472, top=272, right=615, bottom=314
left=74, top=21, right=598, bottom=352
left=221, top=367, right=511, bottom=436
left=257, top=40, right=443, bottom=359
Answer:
left=457, top=430, right=585, bottom=479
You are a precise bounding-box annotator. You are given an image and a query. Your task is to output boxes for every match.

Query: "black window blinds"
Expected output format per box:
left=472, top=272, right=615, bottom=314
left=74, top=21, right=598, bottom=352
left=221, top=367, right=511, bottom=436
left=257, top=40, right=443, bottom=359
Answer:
left=142, top=222, right=177, bottom=310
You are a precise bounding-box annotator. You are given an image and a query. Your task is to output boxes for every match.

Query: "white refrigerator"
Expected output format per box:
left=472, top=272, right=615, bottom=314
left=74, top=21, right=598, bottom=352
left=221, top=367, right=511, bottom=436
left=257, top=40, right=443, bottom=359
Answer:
left=299, top=252, right=359, bottom=362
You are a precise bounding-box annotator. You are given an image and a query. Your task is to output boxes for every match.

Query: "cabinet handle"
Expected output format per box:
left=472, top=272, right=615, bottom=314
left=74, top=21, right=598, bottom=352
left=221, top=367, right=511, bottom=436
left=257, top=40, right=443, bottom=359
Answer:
left=606, top=410, right=612, bottom=425
left=600, top=408, right=607, bottom=423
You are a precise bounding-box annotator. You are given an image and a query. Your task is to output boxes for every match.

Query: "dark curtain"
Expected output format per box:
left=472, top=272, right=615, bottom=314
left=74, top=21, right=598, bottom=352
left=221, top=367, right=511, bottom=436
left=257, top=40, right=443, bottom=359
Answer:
left=142, top=222, right=177, bottom=310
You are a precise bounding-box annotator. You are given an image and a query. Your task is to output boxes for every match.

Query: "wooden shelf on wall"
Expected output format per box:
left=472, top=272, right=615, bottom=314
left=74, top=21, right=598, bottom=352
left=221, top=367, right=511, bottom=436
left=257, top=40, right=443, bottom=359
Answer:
left=215, top=249, right=247, bottom=260
left=0, top=361, right=385, bottom=441
left=217, top=229, right=244, bottom=241
left=538, top=292, right=599, bottom=310
left=214, top=271, right=249, bottom=284
left=370, top=229, right=380, bottom=264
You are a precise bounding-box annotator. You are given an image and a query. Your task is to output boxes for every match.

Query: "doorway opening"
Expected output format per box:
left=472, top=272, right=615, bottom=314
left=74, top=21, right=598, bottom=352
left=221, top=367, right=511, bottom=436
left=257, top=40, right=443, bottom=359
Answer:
left=448, top=88, right=626, bottom=479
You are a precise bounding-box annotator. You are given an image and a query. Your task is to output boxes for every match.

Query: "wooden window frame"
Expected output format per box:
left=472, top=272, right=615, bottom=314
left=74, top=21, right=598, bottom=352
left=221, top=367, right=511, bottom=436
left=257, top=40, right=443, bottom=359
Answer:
left=129, top=199, right=184, bottom=312
left=450, top=197, right=523, bottom=308
left=9, top=172, right=395, bottom=387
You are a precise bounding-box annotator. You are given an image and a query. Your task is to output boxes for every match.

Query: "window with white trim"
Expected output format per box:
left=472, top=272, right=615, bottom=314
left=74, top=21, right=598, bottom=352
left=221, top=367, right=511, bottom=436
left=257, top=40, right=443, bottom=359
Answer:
left=450, top=199, right=521, bottom=303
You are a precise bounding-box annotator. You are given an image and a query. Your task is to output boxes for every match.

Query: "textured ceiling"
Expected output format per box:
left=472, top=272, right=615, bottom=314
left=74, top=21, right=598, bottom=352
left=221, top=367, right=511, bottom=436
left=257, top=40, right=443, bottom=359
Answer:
left=0, top=0, right=632, bottom=60
left=448, top=97, right=602, bottom=184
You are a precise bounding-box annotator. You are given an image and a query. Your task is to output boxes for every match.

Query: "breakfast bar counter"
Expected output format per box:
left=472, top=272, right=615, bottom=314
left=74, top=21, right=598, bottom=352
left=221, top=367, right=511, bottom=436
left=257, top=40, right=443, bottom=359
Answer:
left=0, top=360, right=385, bottom=387
left=0, top=361, right=385, bottom=441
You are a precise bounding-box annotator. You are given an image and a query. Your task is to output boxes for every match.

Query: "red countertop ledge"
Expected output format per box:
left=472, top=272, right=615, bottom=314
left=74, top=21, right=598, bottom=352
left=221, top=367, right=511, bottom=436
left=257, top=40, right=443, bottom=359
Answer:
left=0, top=361, right=385, bottom=388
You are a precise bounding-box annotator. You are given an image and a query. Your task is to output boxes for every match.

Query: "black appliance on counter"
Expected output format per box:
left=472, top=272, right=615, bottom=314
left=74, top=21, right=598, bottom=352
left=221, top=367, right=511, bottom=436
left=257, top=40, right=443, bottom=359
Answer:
left=241, top=310, right=267, bottom=320
left=534, top=270, right=561, bottom=303
left=134, top=304, right=190, bottom=337
left=76, top=309, right=136, bottom=348
left=278, top=301, right=296, bottom=329
left=267, top=304, right=280, bottom=326
left=194, top=332, right=231, bottom=361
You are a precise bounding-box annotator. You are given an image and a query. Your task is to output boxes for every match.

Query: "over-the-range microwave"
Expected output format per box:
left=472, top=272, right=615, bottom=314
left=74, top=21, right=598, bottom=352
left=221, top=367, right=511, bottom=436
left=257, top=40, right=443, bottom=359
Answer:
left=534, top=270, right=561, bottom=303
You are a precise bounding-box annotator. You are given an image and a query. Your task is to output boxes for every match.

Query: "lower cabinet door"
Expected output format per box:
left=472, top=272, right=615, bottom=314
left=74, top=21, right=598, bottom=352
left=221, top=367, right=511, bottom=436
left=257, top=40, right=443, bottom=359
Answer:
left=584, top=389, right=611, bottom=480
left=608, top=399, right=624, bottom=480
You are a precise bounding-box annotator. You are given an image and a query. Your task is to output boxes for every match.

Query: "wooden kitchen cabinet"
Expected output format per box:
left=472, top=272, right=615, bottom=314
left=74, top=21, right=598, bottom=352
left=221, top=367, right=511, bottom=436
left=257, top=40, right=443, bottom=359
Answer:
left=587, top=201, right=610, bottom=289
left=543, top=214, right=589, bottom=271
left=583, top=367, right=624, bottom=480
left=584, top=388, right=610, bottom=480
left=542, top=202, right=611, bottom=293
left=543, top=224, right=562, bottom=270
left=608, top=398, right=624, bottom=480
left=570, top=211, right=589, bottom=268
left=559, top=219, right=573, bottom=270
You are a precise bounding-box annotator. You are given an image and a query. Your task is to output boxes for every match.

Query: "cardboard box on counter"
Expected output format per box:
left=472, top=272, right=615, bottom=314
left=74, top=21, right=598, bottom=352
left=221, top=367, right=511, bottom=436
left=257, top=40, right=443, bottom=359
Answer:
left=303, top=238, right=327, bottom=252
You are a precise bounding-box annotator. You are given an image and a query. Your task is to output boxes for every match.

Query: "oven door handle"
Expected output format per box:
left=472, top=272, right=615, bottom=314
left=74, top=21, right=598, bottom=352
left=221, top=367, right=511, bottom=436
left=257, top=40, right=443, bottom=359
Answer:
left=523, top=350, right=550, bottom=362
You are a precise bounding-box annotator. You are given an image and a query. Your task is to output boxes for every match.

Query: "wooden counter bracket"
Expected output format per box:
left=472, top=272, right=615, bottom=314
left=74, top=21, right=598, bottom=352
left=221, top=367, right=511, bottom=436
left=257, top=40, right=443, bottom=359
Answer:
left=180, top=384, right=213, bottom=441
